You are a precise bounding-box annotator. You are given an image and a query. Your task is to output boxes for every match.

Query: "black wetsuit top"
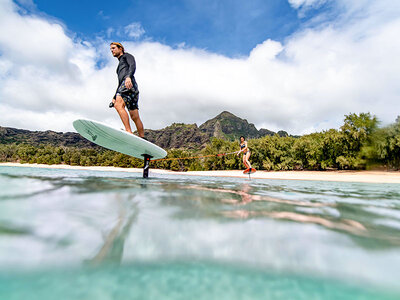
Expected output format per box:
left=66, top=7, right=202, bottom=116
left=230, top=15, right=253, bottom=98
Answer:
left=115, top=52, right=137, bottom=92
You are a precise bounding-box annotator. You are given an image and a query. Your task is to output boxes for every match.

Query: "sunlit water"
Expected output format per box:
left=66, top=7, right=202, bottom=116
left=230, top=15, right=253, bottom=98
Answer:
left=0, top=166, right=400, bottom=299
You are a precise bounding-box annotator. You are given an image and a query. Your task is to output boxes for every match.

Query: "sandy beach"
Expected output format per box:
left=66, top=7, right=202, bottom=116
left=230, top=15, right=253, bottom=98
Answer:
left=1, top=162, right=399, bottom=183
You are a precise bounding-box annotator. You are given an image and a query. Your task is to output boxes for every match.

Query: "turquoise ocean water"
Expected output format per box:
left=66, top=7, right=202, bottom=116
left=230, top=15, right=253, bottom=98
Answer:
left=0, top=165, right=400, bottom=299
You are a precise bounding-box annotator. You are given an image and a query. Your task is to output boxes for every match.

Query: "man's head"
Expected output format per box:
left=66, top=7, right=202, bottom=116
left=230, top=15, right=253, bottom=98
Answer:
left=110, top=42, right=124, bottom=57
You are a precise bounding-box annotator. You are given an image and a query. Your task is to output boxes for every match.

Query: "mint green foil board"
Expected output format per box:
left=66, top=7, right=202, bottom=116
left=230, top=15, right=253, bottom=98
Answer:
left=73, top=119, right=167, bottom=160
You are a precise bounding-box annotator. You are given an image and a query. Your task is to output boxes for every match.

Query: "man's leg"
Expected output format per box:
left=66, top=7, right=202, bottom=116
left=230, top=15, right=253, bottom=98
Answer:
left=114, top=95, right=132, bottom=133
left=129, top=109, right=144, bottom=137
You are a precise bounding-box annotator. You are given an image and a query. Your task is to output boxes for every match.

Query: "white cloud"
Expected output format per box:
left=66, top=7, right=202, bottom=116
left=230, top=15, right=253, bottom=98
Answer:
left=288, top=0, right=328, bottom=10
left=13, top=0, right=35, bottom=10
left=0, top=0, right=399, bottom=136
left=124, top=22, right=145, bottom=39
left=106, top=27, right=114, bottom=38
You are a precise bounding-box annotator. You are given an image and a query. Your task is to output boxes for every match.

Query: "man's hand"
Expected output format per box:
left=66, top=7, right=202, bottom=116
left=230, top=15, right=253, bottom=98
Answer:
left=125, top=77, right=133, bottom=89
left=109, top=98, right=116, bottom=108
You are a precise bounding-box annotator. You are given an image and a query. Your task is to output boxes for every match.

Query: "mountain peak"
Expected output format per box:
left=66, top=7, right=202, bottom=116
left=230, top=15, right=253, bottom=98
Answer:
left=215, top=111, right=237, bottom=119
left=199, top=111, right=261, bottom=140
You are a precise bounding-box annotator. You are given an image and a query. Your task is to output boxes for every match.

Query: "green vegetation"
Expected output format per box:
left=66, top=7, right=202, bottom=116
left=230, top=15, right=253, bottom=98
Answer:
left=1, top=113, right=399, bottom=171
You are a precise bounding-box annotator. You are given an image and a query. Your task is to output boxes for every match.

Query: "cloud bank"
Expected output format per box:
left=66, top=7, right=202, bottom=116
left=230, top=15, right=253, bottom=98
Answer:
left=0, top=0, right=399, bottom=135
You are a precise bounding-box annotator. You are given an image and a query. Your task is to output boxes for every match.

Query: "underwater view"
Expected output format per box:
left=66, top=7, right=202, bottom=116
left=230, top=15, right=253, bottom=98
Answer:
left=0, top=165, right=400, bottom=299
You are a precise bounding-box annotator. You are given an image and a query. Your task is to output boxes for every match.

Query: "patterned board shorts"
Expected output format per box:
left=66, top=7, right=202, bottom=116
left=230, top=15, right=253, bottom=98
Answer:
left=115, top=80, right=139, bottom=111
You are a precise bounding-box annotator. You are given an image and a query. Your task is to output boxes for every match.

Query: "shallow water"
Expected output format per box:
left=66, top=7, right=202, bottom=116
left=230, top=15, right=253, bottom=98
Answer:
left=0, top=166, right=399, bottom=299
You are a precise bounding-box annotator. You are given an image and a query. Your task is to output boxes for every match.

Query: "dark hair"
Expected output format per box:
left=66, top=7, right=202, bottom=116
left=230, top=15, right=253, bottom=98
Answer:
left=239, top=136, right=245, bottom=140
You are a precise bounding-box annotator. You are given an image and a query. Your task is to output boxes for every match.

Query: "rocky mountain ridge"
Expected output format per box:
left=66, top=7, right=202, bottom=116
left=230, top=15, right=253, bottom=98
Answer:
left=0, top=126, right=99, bottom=148
left=1, top=111, right=289, bottom=149
left=199, top=111, right=287, bottom=140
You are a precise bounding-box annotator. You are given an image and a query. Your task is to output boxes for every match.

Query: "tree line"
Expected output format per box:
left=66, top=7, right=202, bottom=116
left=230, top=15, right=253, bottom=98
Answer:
left=1, top=113, right=399, bottom=171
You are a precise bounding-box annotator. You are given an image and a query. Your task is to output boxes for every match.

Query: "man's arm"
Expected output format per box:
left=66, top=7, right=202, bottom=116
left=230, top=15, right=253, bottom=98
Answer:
left=124, top=54, right=136, bottom=89
left=125, top=54, right=136, bottom=78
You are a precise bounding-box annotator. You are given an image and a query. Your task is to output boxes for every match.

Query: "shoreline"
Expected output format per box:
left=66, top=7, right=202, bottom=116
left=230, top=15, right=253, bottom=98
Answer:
left=1, top=162, right=399, bottom=183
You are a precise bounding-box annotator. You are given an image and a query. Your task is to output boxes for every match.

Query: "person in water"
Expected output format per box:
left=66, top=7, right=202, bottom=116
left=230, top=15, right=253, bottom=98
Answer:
left=237, top=136, right=252, bottom=170
left=109, top=42, right=144, bottom=137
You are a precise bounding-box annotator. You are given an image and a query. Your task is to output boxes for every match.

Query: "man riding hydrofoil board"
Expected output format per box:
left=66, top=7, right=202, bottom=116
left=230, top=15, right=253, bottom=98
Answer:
left=109, top=42, right=144, bottom=138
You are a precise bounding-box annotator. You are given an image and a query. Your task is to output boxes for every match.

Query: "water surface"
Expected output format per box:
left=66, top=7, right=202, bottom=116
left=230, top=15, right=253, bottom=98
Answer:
left=0, top=166, right=399, bottom=299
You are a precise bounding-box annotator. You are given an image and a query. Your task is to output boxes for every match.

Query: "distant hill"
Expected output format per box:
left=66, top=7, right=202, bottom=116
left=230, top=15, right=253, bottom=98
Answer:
left=0, top=126, right=99, bottom=148
left=144, top=123, right=209, bottom=150
left=199, top=111, right=287, bottom=140
left=199, top=111, right=260, bottom=140
left=1, top=111, right=289, bottom=149
left=145, top=111, right=288, bottom=147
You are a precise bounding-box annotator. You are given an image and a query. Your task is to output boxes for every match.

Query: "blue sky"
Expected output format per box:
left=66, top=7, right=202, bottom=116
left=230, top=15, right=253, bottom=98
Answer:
left=1, top=0, right=399, bottom=133
left=30, top=0, right=328, bottom=56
